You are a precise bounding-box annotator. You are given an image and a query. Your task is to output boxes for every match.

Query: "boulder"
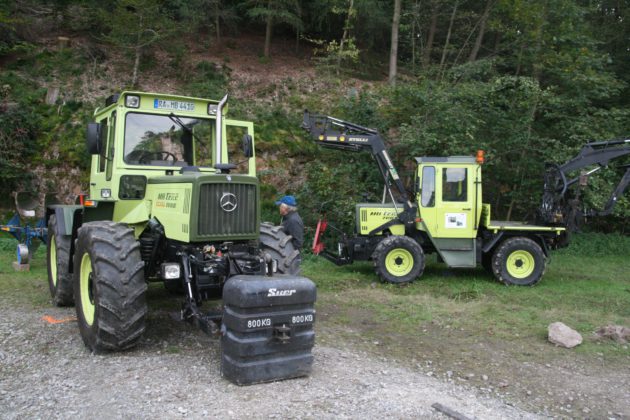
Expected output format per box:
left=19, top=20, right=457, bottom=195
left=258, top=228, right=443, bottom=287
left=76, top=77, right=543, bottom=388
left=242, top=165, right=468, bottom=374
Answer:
left=595, top=325, right=630, bottom=344
left=548, top=322, right=582, bottom=348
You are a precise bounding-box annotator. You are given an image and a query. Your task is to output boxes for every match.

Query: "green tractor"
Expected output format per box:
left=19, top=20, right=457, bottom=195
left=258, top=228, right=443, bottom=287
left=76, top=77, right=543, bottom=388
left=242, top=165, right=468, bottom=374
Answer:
left=305, top=113, right=630, bottom=286
left=45, top=92, right=307, bottom=356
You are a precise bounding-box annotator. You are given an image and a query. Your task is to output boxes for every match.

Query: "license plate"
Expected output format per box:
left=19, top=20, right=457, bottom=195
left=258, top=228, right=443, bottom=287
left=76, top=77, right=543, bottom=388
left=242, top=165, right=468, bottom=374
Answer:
left=153, top=99, right=195, bottom=111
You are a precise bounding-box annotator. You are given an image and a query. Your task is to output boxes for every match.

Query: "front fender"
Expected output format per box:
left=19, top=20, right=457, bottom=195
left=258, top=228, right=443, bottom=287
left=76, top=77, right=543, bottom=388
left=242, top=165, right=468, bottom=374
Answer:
left=46, top=205, right=83, bottom=236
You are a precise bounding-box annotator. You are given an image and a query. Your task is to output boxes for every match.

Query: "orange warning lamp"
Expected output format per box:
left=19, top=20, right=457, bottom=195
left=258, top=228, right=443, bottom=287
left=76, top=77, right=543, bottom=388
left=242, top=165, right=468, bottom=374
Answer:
left=476, top=150, right=485, bottom=164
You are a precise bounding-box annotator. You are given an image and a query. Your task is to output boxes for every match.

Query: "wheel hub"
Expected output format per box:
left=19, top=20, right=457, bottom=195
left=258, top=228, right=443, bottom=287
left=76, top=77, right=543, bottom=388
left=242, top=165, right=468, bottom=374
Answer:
left=80, top=253, right=96, bottom=326
left=385, top=248, right=414, bottom=277
left=506, top=250, right=535, bottom=279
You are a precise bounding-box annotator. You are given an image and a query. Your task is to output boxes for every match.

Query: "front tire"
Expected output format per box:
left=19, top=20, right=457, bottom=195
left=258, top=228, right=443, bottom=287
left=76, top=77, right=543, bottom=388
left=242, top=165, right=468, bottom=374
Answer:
left=47, top=215, right=74, bottom=306
left=260, top=222, right=301, bottom=275
left=491, top=237, right=546, bottom=286
left=372, top=235, right=425, bottom=284
left=74, top=222, right=147, bottom=352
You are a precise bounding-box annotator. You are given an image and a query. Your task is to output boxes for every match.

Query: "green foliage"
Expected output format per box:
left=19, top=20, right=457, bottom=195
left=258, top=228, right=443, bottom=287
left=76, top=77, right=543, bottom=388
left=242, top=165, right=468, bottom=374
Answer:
left=246, top=0, right=303, bottom=30
left=0, top=9, right=35, bottom=57
left=182, top=60, right=229, bottom=99
left=557, top=232, right=630, bottom=257
left=297, top=151, right=384, bottom=235
left=0, top=106, right=39, bottom=197
left=100, top=0, right=174, bottom=49
left=313, top=37, right=360, bottom=75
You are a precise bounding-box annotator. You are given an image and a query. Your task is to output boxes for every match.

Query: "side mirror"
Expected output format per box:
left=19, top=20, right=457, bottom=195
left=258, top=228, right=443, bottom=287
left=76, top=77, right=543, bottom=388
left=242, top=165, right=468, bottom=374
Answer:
left=86, top=122, right=102, bottom=155
left=242, top=134, right=254, bottom=158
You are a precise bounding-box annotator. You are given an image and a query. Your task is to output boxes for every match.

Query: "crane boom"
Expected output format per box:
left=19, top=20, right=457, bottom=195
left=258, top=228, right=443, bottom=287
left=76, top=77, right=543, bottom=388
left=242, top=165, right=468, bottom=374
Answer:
left=539, top=138, right=630, bottom=228
left=302, top=111, right=417, bottom=233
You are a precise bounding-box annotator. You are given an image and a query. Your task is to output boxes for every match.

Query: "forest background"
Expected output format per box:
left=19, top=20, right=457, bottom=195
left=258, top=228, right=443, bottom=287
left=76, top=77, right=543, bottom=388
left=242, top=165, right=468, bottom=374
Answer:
left=1, top=0, right=629, bottom=236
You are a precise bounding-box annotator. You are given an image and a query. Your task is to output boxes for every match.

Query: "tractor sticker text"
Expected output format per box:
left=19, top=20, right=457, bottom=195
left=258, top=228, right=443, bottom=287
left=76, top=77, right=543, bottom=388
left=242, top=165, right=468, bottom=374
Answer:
left=368, top=211, right=399, bottom=218
left=156, top=192, right=179, bottom=209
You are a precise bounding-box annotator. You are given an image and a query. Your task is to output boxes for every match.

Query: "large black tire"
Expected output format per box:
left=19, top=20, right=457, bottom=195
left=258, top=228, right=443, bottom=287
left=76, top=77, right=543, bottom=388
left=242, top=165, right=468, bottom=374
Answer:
left=73, top=222, right=147, bottom=352
left=491, top=237, right=546, bottom=286
left=372, top=235, right=425, bottom=284
left=46, top=215, right=74, bottom=306
left=259, top=222, right=301, bottom=275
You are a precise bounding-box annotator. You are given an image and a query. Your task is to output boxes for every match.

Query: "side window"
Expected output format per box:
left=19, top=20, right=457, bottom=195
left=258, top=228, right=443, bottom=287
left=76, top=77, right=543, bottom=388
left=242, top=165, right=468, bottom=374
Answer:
left=442, top=167, right=467, bottom=202
left=98, top=118, right=108, bottom=173
left=106, top=112, right=116, bottom=181
left=226, top=125, right=249, bottom=174
left=421, top=166, right=435, bottom=207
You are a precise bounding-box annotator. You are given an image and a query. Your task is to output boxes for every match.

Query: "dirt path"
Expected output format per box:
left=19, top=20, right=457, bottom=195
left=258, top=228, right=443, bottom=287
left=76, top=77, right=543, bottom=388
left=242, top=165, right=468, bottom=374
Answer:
left=0, top=303, right=538, bottom=419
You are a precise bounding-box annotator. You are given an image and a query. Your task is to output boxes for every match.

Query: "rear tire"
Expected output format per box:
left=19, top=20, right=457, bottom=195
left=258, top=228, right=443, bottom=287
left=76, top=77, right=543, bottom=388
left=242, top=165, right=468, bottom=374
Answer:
left=259, top=222, right=301, bottom=275
left=491, top=237, right=545, bottom=286
left=47, top=215, right=74, bottom=306
left=372, top=236, right=425, bottom=284
left=74, top=222, right=147, bottom=352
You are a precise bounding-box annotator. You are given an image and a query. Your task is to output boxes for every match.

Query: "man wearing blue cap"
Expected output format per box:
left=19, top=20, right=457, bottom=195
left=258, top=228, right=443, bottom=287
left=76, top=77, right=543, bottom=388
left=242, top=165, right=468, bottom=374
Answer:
left=275, top=195, right=304, bottom=251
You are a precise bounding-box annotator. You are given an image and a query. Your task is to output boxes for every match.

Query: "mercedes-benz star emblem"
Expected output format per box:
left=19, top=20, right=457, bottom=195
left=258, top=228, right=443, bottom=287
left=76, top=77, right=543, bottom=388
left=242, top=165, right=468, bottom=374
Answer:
left=220, top=192, right=237, bottom=212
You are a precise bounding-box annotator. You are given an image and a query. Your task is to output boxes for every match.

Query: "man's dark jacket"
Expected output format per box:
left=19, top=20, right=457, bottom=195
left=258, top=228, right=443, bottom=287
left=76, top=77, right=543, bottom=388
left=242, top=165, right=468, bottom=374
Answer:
left=281, top=211, right=304, bottom=250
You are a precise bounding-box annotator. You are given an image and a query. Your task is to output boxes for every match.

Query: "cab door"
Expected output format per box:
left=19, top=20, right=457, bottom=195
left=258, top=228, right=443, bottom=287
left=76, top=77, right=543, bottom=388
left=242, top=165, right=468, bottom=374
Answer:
left=435, top=165, right=475, bottom=238
left=224, top=119, right=255, bottom=176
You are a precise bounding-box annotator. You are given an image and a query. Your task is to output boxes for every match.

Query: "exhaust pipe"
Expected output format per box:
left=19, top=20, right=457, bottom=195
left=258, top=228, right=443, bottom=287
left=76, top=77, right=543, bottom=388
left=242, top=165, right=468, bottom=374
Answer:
left=215, top=94, right=228, bottom=166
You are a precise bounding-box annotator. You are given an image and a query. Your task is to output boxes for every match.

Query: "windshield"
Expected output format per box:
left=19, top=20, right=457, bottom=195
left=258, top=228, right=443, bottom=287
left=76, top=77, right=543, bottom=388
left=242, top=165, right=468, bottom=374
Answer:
left=124, top=113, right=213, bottom=167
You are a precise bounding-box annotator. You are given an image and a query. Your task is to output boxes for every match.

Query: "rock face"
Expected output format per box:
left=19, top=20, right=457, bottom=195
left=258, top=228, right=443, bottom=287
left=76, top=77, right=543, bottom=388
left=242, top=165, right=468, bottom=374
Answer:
left=548, top=322, right=583, bottom=348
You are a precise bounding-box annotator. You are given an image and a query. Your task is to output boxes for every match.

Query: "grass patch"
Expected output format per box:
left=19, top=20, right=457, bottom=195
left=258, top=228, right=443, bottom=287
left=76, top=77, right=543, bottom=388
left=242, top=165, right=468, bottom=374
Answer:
left=302, top=233, right=630, bottom=359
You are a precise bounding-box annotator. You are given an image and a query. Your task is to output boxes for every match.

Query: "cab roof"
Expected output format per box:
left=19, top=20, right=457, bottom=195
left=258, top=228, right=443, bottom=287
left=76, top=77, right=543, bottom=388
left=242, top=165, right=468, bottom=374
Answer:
left=93, top=91, right=224, bottom=119
left=415, top=156, right=477, bottom=164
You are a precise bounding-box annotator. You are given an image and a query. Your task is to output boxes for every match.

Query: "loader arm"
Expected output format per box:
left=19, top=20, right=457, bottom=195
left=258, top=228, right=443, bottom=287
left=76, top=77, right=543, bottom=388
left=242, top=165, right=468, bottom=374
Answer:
left=302, top=111, right=417, bottom=232
left=539, top=138, right=630, bottom=227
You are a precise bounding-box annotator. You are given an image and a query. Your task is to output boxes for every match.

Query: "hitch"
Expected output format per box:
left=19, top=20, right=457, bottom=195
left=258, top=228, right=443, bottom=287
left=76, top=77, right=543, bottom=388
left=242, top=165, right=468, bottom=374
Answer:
left=176, top=252, right=221, bottom=336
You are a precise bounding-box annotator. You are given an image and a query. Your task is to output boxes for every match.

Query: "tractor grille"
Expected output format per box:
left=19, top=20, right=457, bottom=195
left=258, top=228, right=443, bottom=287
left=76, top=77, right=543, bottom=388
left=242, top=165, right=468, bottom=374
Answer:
left=198, top=183, right=257, bottom=237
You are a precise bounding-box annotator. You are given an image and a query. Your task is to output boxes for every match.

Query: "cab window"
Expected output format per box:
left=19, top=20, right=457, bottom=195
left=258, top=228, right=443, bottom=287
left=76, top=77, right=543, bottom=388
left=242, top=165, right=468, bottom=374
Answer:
left=123, top=113, right=214, bottom=167
left=421, top=166, right=435, bottom=207
left=442, top=168, right=467, bottom=202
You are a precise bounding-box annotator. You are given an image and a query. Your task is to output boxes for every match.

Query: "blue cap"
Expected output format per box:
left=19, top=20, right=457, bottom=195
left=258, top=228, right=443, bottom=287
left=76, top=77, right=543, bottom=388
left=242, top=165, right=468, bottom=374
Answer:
left=275, top=195, right=297, bottom=207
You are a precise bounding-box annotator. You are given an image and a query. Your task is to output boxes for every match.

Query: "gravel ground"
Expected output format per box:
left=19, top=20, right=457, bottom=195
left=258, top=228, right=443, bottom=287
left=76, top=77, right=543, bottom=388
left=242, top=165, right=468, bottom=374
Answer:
left=0, top=304, right=540, bottom=419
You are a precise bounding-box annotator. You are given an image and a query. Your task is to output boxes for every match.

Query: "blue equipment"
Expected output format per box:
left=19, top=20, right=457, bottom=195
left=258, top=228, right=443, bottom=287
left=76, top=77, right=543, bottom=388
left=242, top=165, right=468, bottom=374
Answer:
left=1, top=192, right=50, bottom=264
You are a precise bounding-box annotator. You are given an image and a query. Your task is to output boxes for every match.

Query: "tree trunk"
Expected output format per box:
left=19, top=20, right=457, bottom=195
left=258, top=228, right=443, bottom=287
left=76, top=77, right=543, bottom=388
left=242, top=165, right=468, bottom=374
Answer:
left=264, top=0, right=273, bottom=58
left=439, top=0, right=459, bottom=75
left=468, top=0, right=493, bottom=62
left=423, top=3, right=438, bottom=67
left=132, top=46, right=141, bottom=88
left=493, top=32, right=502, bottom=55
left=336, top=0, right=354, bottom=75
left=388, top=0, right=402, bottom=86
left=215, top=0, right=221, bottom=43
left=295, top=0, right=302, bottom=53
left=264, top=15, right=272, bottom=57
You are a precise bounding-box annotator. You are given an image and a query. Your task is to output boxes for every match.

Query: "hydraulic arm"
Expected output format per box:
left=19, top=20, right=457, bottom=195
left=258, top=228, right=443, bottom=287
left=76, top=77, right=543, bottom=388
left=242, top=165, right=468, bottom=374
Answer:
left=539, top=138, right=630, bottom=229
left=302, top=111, right=417, bottom=234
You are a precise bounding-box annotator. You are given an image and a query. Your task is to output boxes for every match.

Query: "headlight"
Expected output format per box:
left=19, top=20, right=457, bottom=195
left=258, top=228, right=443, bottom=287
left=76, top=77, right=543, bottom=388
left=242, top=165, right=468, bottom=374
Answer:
left=161, top=263, right=181, bottom=279
left=125, top=95, right=140, bottom=108
left=100, top=188, right=111, bottom=198
left=208, top=104, right=218, bottom=115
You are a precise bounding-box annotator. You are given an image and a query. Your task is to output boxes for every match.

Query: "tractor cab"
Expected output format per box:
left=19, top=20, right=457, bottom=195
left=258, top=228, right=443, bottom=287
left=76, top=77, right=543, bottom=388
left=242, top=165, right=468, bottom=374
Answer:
left=414, top=156, right=483, bottom=267
left=86, top=91, right=256, bottom=204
